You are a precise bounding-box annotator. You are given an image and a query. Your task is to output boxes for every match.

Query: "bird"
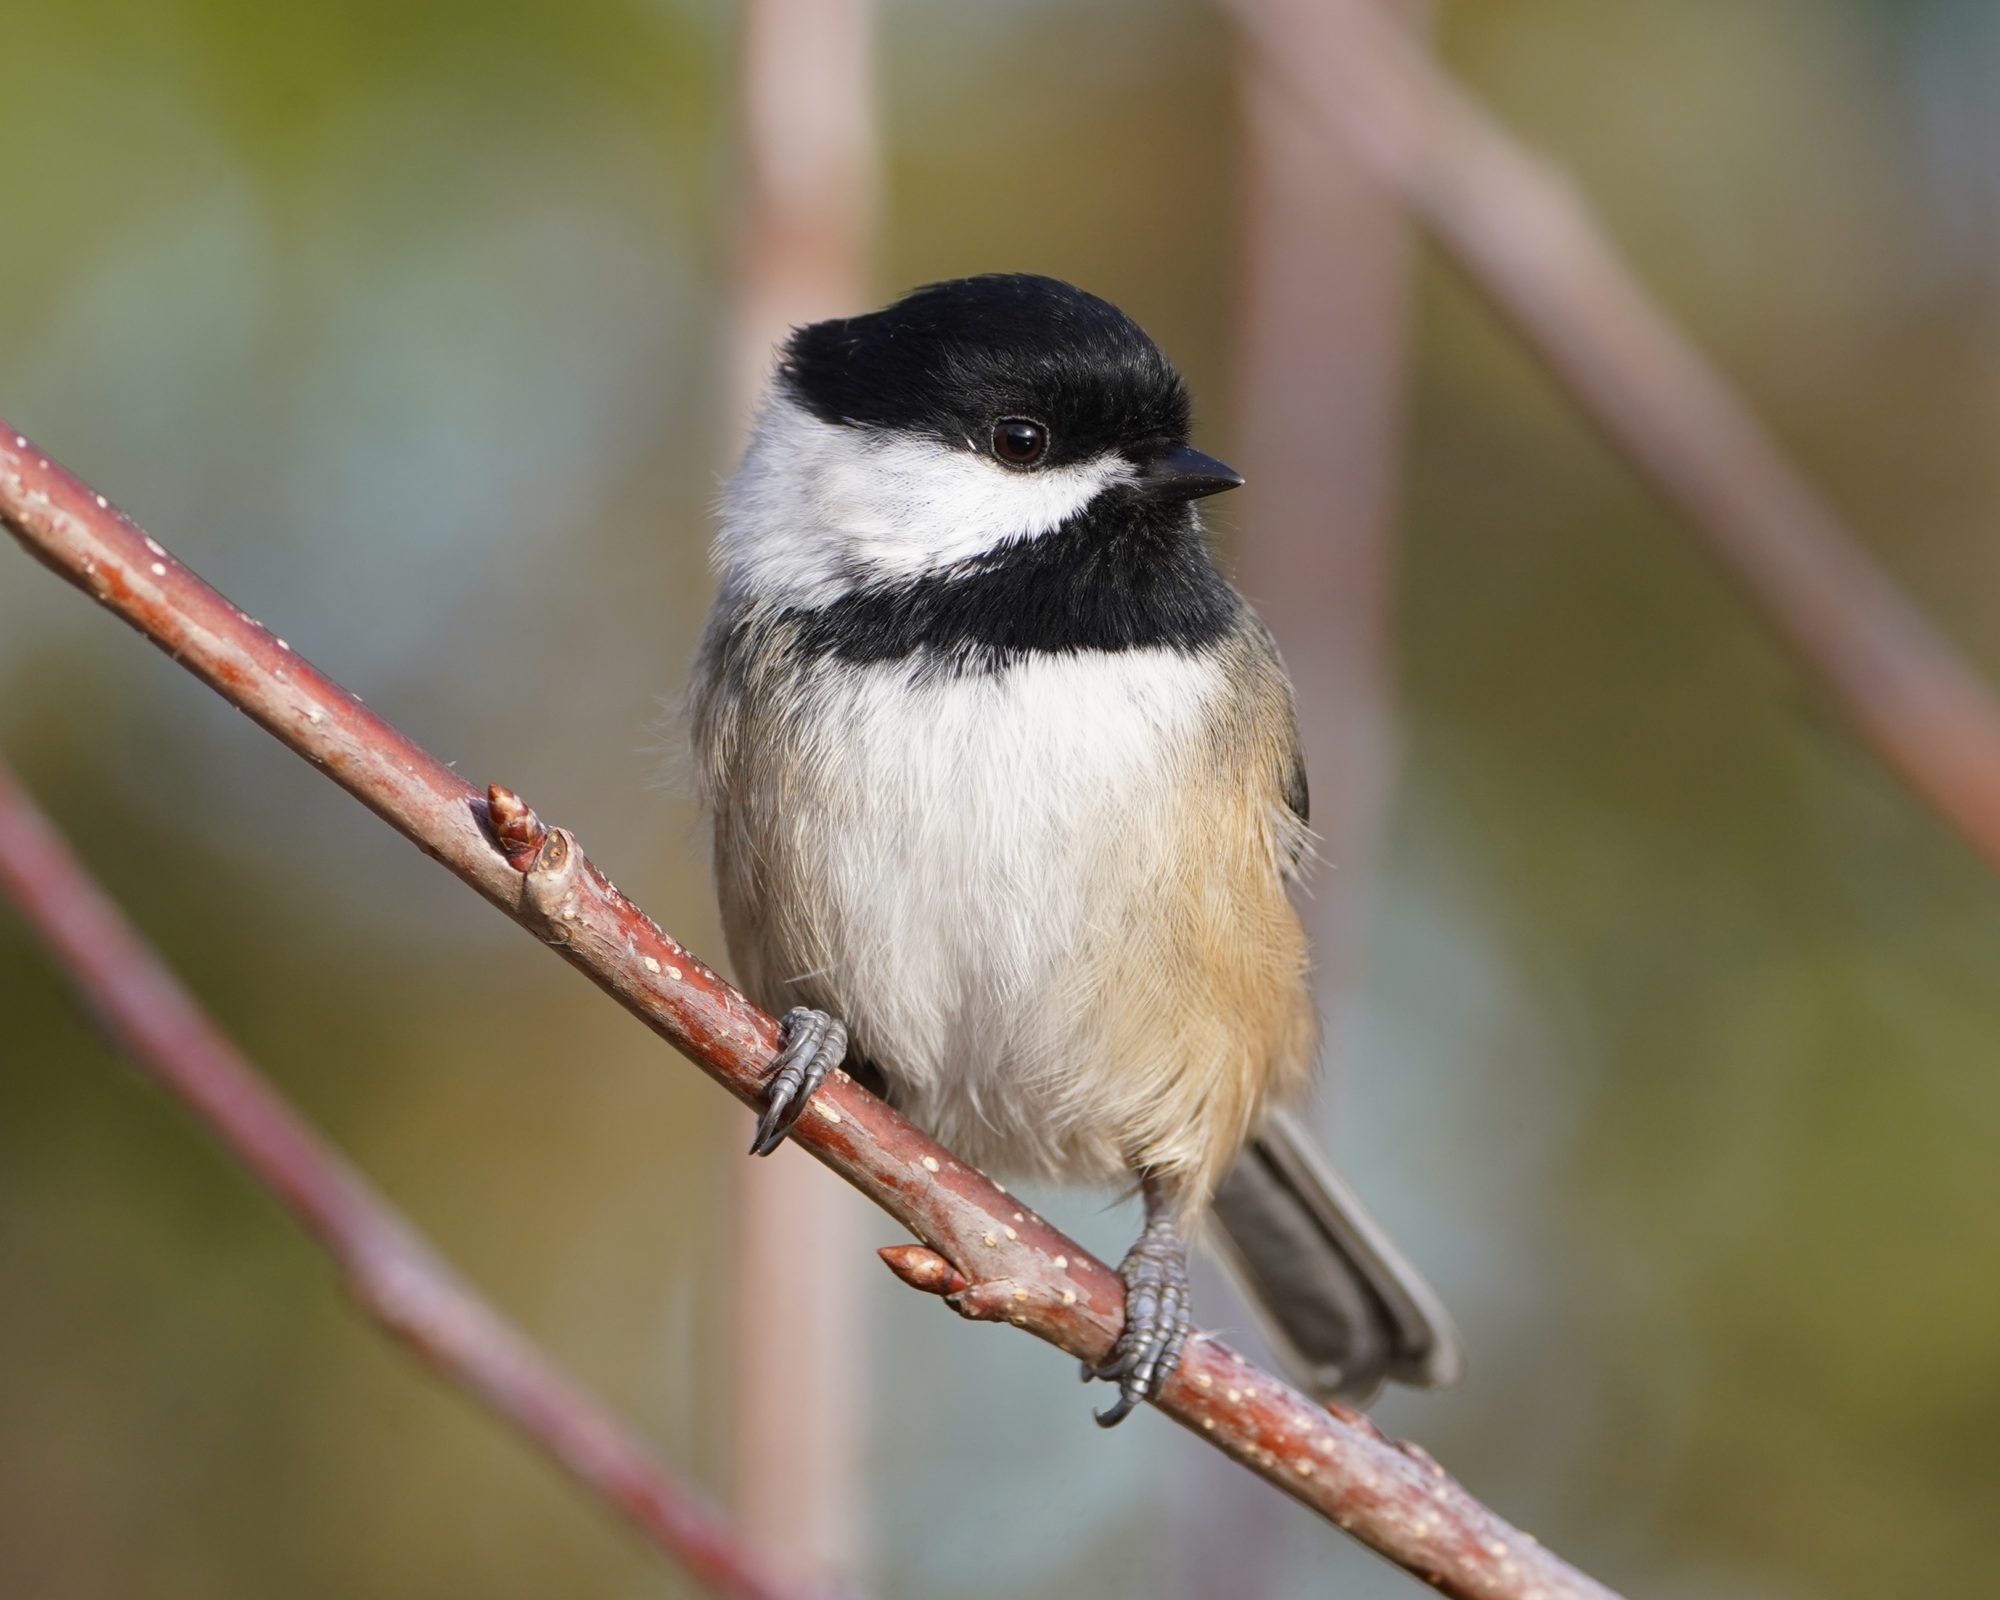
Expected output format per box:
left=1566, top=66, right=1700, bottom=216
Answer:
left=689, top=272, right=1460, bottom=1425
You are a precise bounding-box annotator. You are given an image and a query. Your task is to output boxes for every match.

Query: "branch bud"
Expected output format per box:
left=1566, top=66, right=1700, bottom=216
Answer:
left=877, top=1244, right=968, bottom=1297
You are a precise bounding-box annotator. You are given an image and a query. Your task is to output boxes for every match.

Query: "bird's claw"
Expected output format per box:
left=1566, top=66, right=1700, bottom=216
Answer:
left=1088, top=1224, right=1192, bottom=1427
left=749, top=1006, right=848, bottom=1157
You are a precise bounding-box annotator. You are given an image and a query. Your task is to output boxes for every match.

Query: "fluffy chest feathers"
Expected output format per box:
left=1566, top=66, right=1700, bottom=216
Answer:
left=695, top=628, right=1317, bottom=1196
left=724, top=647, right=1224, bottom=1057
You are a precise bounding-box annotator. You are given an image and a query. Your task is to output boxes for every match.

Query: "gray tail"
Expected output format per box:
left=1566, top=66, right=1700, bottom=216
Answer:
left=1209, top=1109, right=1463, bottom=1405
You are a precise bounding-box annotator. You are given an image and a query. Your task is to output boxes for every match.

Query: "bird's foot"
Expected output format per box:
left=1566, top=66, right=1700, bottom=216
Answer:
left=1087, top=1197, right=1192, bottom=1427
left=748, top=1006, right=848, bottom=1157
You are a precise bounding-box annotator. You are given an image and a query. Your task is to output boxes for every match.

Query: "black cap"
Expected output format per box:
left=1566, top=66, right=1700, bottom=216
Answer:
left=779, top=274, right=1198, bottom=472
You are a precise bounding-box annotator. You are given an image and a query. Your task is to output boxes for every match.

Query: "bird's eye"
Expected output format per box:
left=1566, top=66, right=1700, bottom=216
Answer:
left=991, top=418, right=1049, bottom=467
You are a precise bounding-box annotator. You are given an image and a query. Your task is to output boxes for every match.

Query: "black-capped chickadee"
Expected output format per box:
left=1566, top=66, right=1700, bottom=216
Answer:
left=692, top=274, right=1459, bottom=1424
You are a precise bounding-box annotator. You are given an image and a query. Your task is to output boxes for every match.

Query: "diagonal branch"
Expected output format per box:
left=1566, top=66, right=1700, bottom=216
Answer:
left=0, top=757, right=840, bottom=1600
left=0, top=427, right=1621, bottom=1600
left=1224, top=0, right=2000, bottom=876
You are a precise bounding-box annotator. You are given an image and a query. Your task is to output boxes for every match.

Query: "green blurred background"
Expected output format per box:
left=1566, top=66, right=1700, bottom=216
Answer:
left=4, top=2, right=1998, bottom=1596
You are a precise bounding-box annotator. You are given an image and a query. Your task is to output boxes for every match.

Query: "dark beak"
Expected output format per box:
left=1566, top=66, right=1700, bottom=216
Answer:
left=1131, top=443, right=1245, bottom=502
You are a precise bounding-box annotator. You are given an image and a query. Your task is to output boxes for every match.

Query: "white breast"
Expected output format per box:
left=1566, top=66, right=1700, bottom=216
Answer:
left=771, top=647, right=1227, bottom=1177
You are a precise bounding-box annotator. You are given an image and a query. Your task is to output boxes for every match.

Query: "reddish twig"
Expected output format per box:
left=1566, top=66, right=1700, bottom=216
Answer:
left=1224, top=0, right=2000, bottom=876
left=0, top=761, right=839, bottom=1600
left=1, top=426, right=1622, bottom=1600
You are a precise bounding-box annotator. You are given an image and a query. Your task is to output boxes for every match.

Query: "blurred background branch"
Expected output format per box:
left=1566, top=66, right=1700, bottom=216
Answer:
left=1226, top=0, right=2000, bottom=875
left=722, top=0, right=879, bottom=1583
left=1185, top=3, right=1432, bottom=1587
left=0, top=756, right=839, bottom=1600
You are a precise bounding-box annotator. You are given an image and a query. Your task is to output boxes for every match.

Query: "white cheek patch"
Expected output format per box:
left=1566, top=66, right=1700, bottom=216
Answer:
left=824, top=431, right=1128, bottom=578
left=718, top=393, right=1132, bottom=606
